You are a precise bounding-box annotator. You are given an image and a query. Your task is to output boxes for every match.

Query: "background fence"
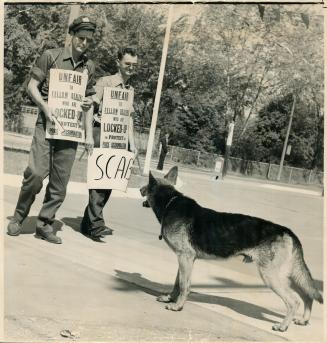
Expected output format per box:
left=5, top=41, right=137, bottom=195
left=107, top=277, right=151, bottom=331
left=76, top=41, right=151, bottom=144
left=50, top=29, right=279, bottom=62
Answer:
left=166, top=145, right=324, bottom=187
left=4, top=109, right=324, bottom=188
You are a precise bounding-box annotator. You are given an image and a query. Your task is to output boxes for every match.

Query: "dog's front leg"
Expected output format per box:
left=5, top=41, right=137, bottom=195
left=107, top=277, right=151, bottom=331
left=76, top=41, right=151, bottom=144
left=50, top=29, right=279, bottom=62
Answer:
left=166, top=253, right=195, bottom=311
left=157, top=270, right=180, bottom=303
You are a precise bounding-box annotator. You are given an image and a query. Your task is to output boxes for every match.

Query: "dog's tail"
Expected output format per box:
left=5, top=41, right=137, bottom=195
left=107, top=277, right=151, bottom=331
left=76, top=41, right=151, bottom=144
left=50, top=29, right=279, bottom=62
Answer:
left=291, top=235, right=323, bottom=304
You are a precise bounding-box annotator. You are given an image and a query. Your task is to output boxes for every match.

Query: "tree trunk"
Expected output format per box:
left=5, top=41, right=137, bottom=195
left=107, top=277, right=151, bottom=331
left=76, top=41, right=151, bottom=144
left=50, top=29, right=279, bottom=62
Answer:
left=157, top=135, right=168, bottom=170
left=157, top=148, right=167, bottom=170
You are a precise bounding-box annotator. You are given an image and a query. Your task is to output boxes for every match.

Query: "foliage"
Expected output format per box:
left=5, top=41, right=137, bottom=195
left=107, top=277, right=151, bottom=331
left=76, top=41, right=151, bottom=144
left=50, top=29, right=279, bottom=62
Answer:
left=4, top=4, right=68, bottom=129
left=233, top=94, right=324, bottom=169
left=4, top=3, right=324, bottom=170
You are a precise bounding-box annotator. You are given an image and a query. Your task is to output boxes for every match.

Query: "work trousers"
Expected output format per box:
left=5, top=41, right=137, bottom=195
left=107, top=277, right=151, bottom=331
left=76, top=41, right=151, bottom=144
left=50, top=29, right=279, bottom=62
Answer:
left=82, top=126, right=112, bottom=230
left=13, top=121, right=77, bottom=229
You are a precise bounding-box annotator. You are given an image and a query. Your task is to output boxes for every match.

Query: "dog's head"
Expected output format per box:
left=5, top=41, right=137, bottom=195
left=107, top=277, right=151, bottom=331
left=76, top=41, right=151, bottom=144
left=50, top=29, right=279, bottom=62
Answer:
left=140, top=166, right=178, bottom=208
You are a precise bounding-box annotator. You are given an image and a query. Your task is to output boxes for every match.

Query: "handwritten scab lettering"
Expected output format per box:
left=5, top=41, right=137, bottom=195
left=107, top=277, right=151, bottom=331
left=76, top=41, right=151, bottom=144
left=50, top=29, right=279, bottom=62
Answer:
left=87, top=148, right=135, bottom=191
left=94, top=154, right=133, bottom=181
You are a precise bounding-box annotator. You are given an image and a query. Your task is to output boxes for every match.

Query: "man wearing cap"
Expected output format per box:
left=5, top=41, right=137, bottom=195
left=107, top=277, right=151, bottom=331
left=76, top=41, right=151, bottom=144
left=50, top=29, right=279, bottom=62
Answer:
left=80, top=47, right=138, bottom=241
left=7, top=16, right=97, bottom=244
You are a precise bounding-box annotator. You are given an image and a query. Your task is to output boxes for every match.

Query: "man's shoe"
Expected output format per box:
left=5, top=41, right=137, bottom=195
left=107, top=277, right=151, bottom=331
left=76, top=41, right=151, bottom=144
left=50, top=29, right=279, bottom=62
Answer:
left=80, top=225, right=110, bottom=242
left=96, top=226, right=114, bottom=236
left=35, top=226, right=62, bottom=244
left=81, top=230, right=104, bottom=242
left=7, top=219, right=22, bottom=236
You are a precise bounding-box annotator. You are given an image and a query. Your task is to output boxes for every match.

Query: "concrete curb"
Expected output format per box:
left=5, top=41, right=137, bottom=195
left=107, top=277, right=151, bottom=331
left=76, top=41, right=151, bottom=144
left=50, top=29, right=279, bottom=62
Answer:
left=4, top=174, right=143, bottom=199
left=3, top=173, right=184, bottom=199
left=4, top=132, right=322, bottom=197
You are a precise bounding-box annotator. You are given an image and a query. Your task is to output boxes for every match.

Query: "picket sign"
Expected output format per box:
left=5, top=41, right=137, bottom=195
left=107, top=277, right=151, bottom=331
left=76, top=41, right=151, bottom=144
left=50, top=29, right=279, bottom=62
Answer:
left=87, top=148, right=135, bottom=191
left=100, top=86, right=134, bottom=149
left=46, top=69, right=88, bottom=142
left=87, top=85, right=135, bottom=191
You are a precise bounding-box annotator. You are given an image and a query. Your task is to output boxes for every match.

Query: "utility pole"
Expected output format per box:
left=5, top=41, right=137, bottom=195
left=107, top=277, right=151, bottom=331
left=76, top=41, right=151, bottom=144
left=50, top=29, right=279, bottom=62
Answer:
left=65, top=4, right=80, bottom=47
left=221, top=70, right=234, bottom=179
left=143, top=5, right=173, bottom=175
left=221, top=119, right=235, bottom=178
left=277, top=94, right=296, bottom=181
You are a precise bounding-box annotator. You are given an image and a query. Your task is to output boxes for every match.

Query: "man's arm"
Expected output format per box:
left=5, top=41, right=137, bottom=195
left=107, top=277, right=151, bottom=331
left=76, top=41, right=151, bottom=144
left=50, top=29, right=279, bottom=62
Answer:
left=128, top=114, right=137, bottom=155
left=84, top=102, right=94, bottom=155
left=27, top=77, right=54, bottom=123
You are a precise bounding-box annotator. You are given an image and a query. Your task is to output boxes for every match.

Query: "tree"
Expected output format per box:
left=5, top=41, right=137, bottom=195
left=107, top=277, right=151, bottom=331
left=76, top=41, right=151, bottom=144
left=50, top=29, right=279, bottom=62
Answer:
left=4, top=3, right=167, bottom=132
left=4, top=4, right=69, bottom=129
left=234, top=94, right=324, bottom=169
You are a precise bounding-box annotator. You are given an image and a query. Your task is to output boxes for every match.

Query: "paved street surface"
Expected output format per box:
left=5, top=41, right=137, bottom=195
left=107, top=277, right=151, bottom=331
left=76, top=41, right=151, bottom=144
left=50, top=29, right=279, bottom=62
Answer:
left=3, top=169, right=324, bottom=342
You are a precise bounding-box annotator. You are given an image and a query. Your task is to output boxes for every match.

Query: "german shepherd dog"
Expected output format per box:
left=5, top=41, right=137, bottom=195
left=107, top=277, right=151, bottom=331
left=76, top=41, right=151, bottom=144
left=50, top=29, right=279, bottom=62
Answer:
left=140, top=166, right=323, bottom=332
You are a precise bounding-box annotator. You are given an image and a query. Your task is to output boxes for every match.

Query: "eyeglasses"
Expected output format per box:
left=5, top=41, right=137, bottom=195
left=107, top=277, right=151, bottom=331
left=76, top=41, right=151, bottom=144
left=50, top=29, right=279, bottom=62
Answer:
left=124, top=62, right=138, bottom=68
left=76, top=36, right=93, bottom=44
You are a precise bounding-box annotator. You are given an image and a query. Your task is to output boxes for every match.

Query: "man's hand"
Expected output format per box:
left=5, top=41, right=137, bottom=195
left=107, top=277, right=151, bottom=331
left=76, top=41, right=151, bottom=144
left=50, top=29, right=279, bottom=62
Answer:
left=85, top=136, right=94, bottom=156
left=42, top=105, right=55, bottom=123
left=130, top=144, right=138, bottom=156
left=81, top=97, right=93, bottom=112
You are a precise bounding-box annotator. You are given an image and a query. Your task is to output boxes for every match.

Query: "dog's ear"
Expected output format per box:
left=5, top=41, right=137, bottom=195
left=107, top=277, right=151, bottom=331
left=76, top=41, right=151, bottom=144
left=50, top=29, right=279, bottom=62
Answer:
left=164, top=166, right=178, bottom=185
left=149, top=172, right=157, bottom=187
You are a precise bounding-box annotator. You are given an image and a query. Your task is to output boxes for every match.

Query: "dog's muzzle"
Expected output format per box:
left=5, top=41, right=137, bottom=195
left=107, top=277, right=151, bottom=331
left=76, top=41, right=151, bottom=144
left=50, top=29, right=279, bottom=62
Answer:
left=140, top=186, right=150, bottom=207
left=142, top=200, right=150, bottom=208
left=140, top=185, right=147, bottom=197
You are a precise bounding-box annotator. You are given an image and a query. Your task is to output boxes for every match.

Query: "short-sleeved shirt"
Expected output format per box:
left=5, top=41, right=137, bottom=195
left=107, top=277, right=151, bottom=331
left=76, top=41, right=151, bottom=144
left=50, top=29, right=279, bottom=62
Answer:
left=93, top=72, right=134, bottom=123
left=31, top=46, right=96, bottom=101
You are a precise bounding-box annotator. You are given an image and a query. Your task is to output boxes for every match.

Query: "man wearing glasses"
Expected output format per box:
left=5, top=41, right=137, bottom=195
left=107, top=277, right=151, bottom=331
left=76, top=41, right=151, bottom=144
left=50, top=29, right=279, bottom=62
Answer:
left=7, top=16, right=97, bottom=244
left=80, top=47, right=138, bottom=241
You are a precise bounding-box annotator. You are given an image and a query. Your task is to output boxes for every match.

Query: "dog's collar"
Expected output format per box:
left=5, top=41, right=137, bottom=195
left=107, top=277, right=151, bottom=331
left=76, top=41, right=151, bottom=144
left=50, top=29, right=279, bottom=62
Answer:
left=159, top=195, right=180, bottom=240
left=165, top=195, right=179, bottom=211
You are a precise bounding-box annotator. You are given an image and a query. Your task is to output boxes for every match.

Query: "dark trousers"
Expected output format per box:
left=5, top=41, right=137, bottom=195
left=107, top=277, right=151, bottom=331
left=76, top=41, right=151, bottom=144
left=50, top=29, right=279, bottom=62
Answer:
left=13, top=121, right=77, bottom=229
left=82, top=126, right=112, bottom=230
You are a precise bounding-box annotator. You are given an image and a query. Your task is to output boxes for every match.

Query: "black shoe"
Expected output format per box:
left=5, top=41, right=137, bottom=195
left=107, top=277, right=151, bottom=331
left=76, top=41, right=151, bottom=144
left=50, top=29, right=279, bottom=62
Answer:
left=7, top=219, right=22, bottom=236
left=35, top=226, right=62, bottom=244
left=81, top=229, right=104, bottom=242
left=96, top=226, right=114, bottom=236
left=80, top=226, right=111, bottom=242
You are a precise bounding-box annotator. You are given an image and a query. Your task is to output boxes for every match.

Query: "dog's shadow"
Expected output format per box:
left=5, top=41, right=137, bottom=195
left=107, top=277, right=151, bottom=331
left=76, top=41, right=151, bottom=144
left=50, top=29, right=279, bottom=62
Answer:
left=7, top=216, right=63, bottom=234
left=114, top=270, right=286, bottom=324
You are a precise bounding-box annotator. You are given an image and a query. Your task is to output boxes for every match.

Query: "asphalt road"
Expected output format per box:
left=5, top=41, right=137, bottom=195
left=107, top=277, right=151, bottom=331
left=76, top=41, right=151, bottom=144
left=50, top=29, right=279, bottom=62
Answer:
left=3, top=170, right=324, bottom=342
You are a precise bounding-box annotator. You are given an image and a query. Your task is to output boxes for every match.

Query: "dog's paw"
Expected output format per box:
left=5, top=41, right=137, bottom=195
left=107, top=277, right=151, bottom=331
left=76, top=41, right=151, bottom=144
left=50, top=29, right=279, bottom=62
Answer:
left=293, top=318, right=309, bottom=326
left=272, top=323, right=288, bottom=332
left=165, top=303, right=183, bottom=311
left=157, top=294, right=173, bottom=303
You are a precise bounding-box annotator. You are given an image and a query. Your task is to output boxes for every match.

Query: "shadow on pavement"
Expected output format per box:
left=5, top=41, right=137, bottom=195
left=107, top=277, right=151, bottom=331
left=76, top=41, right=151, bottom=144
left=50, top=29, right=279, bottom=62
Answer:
left=61, top=216, right=83, bottom=233
left=61, top=216, right=114, bottom=243
left=7, top=216, right=63, bottom=235
left=114, top=270, right=284, bottom=324
left=213, top=276, right=266, bottom=289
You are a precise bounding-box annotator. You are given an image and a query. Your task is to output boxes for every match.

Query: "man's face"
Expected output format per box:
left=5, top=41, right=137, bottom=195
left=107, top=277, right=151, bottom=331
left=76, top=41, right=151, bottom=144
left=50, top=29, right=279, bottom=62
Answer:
left=117, top=53, right=138, bottom=79
left=71, top=31, right=93, bottom=55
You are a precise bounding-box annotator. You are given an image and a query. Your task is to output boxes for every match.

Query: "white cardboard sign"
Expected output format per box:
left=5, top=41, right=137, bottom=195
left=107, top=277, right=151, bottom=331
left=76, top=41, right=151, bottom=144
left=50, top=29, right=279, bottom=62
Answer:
left=100, top=86, right=134, bottom=149
left=87, top=148, right=135, bottom=191
left=46, top=68, right=88, bottom=142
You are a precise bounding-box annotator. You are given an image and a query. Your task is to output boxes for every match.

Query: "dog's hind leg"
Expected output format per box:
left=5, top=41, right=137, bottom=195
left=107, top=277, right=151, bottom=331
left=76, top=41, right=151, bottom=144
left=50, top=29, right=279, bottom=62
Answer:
left=157, top=269, right=180, bottom=303
left=165, top=253, right=195, bottom=311
left=259, top=265, right=300, bottom=331
left=293, top=289, right=313, bottom=326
